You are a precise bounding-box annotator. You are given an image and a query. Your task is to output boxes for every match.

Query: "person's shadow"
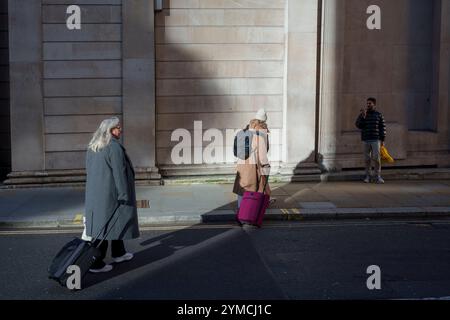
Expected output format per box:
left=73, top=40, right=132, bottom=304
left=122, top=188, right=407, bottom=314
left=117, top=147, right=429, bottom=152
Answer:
left=75, top=151, right=325, bottom=299
left=81, top=224, right=233, bottom=289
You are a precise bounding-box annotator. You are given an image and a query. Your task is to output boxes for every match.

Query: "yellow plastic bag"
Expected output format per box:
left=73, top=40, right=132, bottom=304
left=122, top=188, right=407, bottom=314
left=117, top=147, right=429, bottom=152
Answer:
left=380, top=145, right=394, bottom=163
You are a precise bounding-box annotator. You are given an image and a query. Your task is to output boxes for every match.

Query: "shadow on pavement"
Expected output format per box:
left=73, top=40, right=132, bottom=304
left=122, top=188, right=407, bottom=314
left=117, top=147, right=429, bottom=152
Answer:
left=81, top=225, right=235, bottom=290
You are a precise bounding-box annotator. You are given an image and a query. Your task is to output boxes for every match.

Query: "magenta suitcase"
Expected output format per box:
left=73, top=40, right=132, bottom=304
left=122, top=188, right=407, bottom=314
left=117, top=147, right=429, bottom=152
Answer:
left=237, top=191, right=270, bottom=227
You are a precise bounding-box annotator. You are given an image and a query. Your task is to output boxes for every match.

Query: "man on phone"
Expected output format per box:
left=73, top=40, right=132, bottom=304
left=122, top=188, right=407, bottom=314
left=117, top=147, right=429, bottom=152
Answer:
left=355, top=97, right=386, bottom=184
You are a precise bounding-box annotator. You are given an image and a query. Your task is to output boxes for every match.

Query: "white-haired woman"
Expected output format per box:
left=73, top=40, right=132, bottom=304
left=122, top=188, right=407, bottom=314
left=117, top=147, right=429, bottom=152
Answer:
left=84, top=117, right=140, bottom=273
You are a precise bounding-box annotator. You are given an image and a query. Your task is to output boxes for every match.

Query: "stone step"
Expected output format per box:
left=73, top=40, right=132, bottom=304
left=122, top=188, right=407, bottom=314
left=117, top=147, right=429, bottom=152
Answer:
left=324, top=168, right=450, bottom=181
left=3, top=167, right=450, bottom=188
left=3, top=169, right=161, bottom=187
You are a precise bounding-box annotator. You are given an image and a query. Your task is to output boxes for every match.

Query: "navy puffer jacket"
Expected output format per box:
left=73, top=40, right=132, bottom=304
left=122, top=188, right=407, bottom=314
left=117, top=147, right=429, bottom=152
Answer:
left=355, top=110, right=386, bottom=142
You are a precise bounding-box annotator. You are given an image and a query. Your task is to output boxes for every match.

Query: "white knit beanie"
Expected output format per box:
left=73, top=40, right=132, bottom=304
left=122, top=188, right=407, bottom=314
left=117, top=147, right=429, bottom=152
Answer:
left=255, top=109, right=267, bottom=122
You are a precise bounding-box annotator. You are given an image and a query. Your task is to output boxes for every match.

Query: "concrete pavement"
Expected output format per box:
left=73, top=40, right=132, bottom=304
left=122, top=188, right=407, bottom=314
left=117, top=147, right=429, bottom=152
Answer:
left=1, top=179, right=450, bottom=228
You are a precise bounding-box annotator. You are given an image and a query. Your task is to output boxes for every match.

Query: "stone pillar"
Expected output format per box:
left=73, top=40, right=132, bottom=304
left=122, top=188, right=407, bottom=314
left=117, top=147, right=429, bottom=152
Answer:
left=436, top=0, right=450, bottom=163
left=281, top=0, right=322, bottom=176
left=447, top=0, right=450, bottom=132
left=8, top=0, right=44, bottom=172
left=440, top=0, right=450, bottom=166
left=122, top=0, right=161, bottom=182
left=317, top=0, right=346, bottom=171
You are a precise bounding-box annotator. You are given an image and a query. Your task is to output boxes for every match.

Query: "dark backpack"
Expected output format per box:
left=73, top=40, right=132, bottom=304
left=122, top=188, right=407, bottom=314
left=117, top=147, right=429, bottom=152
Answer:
left=234, top=129, right=254, bottom=160
left=233, top=129, right=269, bottom=160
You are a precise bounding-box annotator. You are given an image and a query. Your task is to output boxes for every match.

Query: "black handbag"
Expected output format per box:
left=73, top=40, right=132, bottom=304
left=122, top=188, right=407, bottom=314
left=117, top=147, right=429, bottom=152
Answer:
left=48, top=205, right=120, bottom=288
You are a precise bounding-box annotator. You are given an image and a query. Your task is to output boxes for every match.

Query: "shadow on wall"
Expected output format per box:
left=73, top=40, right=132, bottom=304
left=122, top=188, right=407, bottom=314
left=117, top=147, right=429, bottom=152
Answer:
left=404, top=0, right=437, bottom=132
left=154, top=3, right=286, bottom=173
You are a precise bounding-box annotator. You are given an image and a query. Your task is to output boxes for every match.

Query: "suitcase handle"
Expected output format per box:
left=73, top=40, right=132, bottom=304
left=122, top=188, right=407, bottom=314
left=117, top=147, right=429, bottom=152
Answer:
left=91, top=203, right=121, bottom=247
left=255, top=134, right=270, bottom=226
left=255, top=133, right=269, bottom=195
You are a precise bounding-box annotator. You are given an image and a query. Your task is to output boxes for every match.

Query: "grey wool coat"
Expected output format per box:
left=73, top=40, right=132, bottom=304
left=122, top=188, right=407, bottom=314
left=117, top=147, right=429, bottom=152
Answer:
left=85, top=137, right=140, bottom=240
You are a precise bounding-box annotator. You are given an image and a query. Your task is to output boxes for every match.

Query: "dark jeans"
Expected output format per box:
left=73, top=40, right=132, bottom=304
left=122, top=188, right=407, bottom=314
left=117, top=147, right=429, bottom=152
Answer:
left=91, top=240, right=126, bottom=269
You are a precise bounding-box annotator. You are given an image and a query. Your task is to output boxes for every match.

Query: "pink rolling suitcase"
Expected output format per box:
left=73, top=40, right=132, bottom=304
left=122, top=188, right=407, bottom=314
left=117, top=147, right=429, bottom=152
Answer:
left=237, top=191, right=270, bottom=227
left=236, top=174, right=270, bottom=228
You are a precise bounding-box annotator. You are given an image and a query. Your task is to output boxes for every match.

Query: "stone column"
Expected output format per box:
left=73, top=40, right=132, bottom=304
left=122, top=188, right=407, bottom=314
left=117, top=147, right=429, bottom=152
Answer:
left=8, top=0, right=44, bottom=172
left=435, top=0, right=450, bottom=163
left=317, top=0, right=346, bottom=171
left=447, top=0, right=450, bottom=137
left=122, top=0, right=161, bottom=182
left=281, top=0, right=322, bottom=176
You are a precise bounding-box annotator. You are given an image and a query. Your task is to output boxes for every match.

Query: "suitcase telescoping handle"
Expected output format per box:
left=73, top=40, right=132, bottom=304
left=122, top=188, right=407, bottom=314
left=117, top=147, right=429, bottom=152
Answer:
left=255, top=134, right=270, bottom=226
left=254, top=132, right=269, bottom=195
left=254, top=166, right=269, bottom=227
left=91, top=203, right=121, bottom=248
left=257, top=173, right=269, bottom=194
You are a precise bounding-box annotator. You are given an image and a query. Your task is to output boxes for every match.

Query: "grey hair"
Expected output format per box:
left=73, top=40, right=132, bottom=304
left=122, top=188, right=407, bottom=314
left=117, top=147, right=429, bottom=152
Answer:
left=87, top=117, right=120, bottom=152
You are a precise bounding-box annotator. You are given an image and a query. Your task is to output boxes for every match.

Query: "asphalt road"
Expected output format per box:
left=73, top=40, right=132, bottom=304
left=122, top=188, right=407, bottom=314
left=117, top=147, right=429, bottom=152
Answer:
left=1, top=219, right=450, bottom=300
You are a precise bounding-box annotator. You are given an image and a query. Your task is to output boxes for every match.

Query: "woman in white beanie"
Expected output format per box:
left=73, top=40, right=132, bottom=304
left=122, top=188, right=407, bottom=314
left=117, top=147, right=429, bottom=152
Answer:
left=255, top=108, right=267, bottom=122
left=233, top=109, right=273, bottom=211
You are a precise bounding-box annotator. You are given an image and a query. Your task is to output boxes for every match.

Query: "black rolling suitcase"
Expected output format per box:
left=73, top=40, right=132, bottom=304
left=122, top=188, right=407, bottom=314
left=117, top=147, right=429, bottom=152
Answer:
left=48, top=205, right=120, bottom=288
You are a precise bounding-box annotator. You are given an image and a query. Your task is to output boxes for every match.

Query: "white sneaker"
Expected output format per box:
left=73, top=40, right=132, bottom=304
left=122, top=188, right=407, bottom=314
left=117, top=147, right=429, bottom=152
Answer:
left=113, top=252, right=134, bottom=263
left=363, top=176, right=371, bottom=183
left=89, top=264, right=113, bottom=273
left=376, top=176, right=385, bottom=184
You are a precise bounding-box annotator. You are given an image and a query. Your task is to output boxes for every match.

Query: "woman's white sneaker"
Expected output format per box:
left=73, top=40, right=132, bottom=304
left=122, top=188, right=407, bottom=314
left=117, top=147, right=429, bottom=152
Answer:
left=89, top=264, right=113, bottom=273
left=113, top=252, right=134, bottom=263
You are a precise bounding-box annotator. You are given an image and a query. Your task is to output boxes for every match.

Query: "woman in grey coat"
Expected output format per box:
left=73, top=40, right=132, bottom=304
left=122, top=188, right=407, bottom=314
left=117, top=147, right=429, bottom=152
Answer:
left=85, top=117, right=140, bottom=273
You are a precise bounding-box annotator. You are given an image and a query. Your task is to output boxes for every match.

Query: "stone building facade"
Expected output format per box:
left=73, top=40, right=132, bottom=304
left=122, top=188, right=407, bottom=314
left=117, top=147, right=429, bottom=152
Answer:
left=3, top=0, right=450, bottom=185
